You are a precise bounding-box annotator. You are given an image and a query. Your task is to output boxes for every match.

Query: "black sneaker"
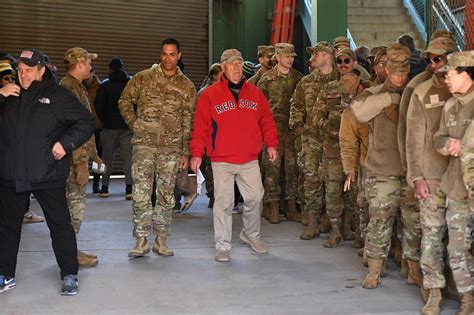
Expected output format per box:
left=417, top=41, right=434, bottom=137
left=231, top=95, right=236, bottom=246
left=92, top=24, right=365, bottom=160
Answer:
left=0, top=275, right=16, bottom=293
left=99, top=186, right=109, bottom=197
left=61, top=275, right=78, bottom=296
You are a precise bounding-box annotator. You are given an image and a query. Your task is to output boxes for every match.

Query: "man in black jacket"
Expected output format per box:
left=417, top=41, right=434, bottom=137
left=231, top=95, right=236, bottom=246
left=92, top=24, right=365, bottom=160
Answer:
left=95, top=57, right=133, bottom=199
left=0, top=49, right=94, bottom=296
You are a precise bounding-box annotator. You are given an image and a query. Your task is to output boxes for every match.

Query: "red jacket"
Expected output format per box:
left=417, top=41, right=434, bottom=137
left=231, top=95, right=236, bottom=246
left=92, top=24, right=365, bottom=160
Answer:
left=190, top=77, right=278, bottom=164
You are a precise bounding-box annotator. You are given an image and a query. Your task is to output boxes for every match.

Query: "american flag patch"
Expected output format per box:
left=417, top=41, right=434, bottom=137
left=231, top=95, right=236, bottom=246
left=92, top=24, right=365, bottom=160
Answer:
left=20, top=50, right=34, bottom=59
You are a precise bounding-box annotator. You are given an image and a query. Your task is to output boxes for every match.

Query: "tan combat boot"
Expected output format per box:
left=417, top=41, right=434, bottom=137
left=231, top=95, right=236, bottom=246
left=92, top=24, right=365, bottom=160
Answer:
left=153, top=235, right=174, bottom=257
left=268, top=201, right=280, bottom=224
left=78, top=250, right=97, bottom=259
left=362, top=257, right=384, bottom=289
left=319, top=211, right=331, bottom=233
left=421, top=288, right=442, bottom=315
left=286, top=199, right=301, bottom=222
left=406, top=259, right=423, bottom=287
left=456, top=292, right=473, bottom=315
left=77, top=250, right=98, bottom=267
left=323, top=219, right=343, bottom=248
left=128, top=237, right=150, bottom=258
left=342, top=211, right=355, bottom=240
left=300, top=211, right=319, bottom=240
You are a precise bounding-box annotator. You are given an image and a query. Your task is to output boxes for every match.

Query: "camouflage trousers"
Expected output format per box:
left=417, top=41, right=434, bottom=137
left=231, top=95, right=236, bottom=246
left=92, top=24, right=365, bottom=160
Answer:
left=262, top=132, right=298, bottom=202
left=446, top=197, right=473, bottom=293
left=401, top=184, right=422, bottom=261
left=319, top=157, right=354, bottom=223
left=357, top=167, right=370, bottom=239
left=202, top=155, right=214, bottom=199
left=301, top=136, right=324, bottom=218
left=295, top=137, right=305, bottom=209
left=419, top=181, right=448, bottom=289
left=131, top=145, right=181, bottom=238
left=365, top=172, right=420, bottom=260
left=66, top=165, right=87, bottom=234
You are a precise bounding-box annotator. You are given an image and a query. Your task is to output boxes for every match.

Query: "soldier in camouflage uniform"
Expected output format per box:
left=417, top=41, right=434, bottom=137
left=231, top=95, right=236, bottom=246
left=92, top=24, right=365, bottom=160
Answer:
left=119, top=38, right=196, bottom=258
left=332, top=36, right=371, bottom=81
left=248, top=46, right=275, bottom=86
left=434, top=51, right=474, bottom=314
left=313, top=48, right=367, bottom=248
left=370, top=47, right=388, bottom=85
left=60, top=47, right=103, bottom=268
left=351, top=43, right=414, bottom=289
left=258, top=43, right=303, bottom=224
left=404, top=36, right=457, bottom=314
left=289, top=41, right=337, bottom=239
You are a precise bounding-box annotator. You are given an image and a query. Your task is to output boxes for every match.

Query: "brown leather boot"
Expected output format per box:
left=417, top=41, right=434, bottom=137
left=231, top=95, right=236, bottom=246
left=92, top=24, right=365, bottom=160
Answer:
left=362, top=257, right=384, bottom=289
left=153, top=235, right=174, bottom=257
left=286, top=199, right=301, bottom=222
left=323, top=219, right=343, bottom=248
left=319, top=211, right=331, bottom=233
left=128, top=237, right=150, bottom=258
left=78, top=250, right=97, bottom=260
left=268, top=201, right=280, bottom=224
left=342, top=211, right=355, bottom=240
left=77, top=250, right=98, bottom=267
left=421, top=288, right=442, bottom=315
left=456, top=292, right=473, bottom=315
left=300, top=211, right=319, bottom=240
left=407, top=259, right=423, bottom=287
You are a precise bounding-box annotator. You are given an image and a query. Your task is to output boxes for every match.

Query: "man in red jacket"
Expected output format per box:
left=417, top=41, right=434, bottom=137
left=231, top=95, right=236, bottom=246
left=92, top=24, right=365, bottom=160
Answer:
left=190, top=49, right=279, bottom=262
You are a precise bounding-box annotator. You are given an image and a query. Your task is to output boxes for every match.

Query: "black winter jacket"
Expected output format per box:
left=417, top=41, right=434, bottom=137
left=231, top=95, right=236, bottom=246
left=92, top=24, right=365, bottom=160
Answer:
left=95, top=69, right=130, bottom=129
left=0, top=68, right=95, bottom=192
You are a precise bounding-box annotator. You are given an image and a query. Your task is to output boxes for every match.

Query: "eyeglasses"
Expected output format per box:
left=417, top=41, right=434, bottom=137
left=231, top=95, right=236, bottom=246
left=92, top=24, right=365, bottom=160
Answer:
left=425, top=55, right=445, bottom=64
left=337, top=58, right=351, bottom=65
left=1, top=75, right=14, bottom=82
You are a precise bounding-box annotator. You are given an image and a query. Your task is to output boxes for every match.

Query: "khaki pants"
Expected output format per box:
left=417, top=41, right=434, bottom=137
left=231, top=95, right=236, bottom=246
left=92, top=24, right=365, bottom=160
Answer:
left=212, top=160, right=264, bottom=251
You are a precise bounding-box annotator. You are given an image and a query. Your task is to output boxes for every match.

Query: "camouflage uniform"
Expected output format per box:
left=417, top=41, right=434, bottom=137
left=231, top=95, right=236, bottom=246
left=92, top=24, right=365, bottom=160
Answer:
left=119, top=63, right=196, bottom=237
left=258, top=45, right=303, bottom=217
left=351, top=44, right=418, bottom=264
left=434, top=51, right=474, bottom=294
left=59, top=73, right=98, bottom=234
left=289, top=42, right=337, bottom=228
left=248, top=45, right=275, bottom=86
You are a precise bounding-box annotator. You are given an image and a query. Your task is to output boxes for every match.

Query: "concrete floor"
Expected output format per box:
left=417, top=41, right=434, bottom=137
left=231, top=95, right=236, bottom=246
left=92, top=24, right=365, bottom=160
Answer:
left=0, top=179, right=460, bottom=314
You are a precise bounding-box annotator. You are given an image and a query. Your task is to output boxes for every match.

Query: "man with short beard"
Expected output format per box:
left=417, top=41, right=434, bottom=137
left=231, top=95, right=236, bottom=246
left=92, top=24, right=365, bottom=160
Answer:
left=248, top=45, right=275, bottom=86
left=289, top=41, right=338, bottom=238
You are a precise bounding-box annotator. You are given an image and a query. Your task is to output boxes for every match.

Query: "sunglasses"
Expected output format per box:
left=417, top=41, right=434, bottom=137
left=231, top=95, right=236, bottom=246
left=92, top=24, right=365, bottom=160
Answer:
left=1, top=75, right=14, bottom=82
left=337, top=58, right=351, bottom=65
left=425, top=55, right=444, bottom=64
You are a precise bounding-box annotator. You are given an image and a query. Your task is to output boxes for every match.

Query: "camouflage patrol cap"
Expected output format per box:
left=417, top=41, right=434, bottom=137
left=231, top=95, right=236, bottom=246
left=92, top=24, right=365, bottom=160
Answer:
left=335, top=48, right=356, bottom=60
left=306, top=41, right=335, bottom=55
left=368, top=46, right=386, bottom=58
left=275, top=43, right=297, bottom=56
left=220, top=49, right=243, bottom=63
left=333, top=36, right=350, bottom=50
left=439, top=51, right=474, bottom=72
left=63, top=47, right=98, bottom=66
left=430, top=30, right=454, bottom=41
left=386, top=43, right=410, bottom=75
left=424, top=37, right=457, bottom=56
left=257, top=45, right=275, bottom=57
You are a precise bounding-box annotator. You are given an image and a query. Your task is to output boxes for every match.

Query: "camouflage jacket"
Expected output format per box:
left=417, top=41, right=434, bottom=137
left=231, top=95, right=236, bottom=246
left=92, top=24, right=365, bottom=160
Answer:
left=461, top=120, right=474, bottom=199
left=434, top=85, right=474, bottom=200
left=289, top=68, right=338, bottom=139
left=59, top=74, right=98, bottom=165
left=248, top=68, right=266, bottom=86
left=118, top=64, right=196, bottom=154
left=257, top=66, right=303, bottom=133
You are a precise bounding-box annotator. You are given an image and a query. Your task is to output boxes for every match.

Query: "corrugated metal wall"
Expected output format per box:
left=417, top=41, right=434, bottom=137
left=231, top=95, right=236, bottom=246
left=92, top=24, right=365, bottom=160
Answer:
left=0, top=0, right=209, bottom=85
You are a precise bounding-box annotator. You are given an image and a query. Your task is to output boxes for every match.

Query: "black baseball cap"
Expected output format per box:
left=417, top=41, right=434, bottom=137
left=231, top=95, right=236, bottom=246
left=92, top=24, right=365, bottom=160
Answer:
left=18, top=48, right=46, bottom=67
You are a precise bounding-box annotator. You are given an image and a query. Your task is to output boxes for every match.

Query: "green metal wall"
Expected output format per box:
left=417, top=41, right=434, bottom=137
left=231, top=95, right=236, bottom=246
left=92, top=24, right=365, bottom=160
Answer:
left=212, top=0, right=274, bottom=64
